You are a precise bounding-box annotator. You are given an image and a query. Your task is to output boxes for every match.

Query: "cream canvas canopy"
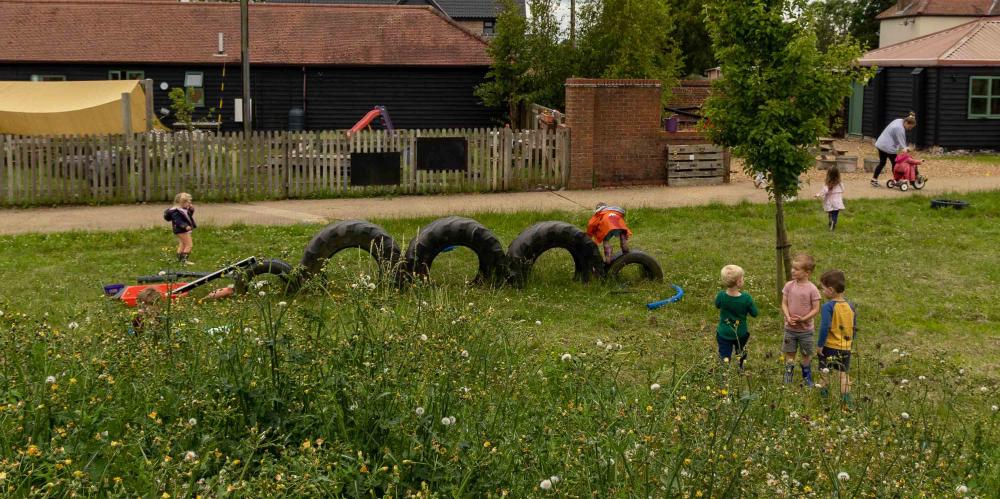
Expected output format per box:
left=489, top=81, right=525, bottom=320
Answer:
left=0, top=80, right=152, bottom=135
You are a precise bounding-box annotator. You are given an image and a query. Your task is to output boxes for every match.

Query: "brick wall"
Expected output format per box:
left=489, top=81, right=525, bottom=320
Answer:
left=564, top=78, right=715, bottom=189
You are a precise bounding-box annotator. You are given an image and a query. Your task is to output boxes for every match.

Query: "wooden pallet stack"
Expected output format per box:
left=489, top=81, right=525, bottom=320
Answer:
left=815, top=138, right=857, bottom=172
left=666, top=144, right=726, bottom=186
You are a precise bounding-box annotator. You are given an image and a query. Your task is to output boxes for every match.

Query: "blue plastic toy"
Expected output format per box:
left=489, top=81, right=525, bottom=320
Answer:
left=646, top=284, right=684, bottom=310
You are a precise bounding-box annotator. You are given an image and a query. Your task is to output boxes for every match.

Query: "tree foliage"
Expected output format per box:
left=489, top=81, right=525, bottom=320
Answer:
left=804, top=0, right=895, bottom=51
left=673, top=0, right=717, bottom=76
left=477, top=0, right=683, bottom=121
left=576, top=0, right=680, bottom=100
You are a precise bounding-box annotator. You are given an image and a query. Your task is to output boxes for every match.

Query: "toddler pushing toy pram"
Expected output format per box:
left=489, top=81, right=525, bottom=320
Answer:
left=886, top=151, right=927, bottom=191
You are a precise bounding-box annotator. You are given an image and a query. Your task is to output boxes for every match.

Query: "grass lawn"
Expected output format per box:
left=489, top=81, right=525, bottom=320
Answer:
left=1, top=190, right=998, bottom=496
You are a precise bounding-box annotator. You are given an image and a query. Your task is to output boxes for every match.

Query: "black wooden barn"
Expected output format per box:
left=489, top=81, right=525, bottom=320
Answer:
left=859, top=19, right=1000, bottom=150
left=0, top=0, right=500, bottom=131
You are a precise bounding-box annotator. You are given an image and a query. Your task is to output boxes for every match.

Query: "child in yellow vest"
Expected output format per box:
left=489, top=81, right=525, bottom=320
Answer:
left=817, top=270, right=857, bottom=405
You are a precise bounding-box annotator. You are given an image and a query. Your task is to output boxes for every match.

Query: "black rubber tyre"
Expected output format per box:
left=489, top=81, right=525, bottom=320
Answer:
left=913, top=176, right=926, bottom=190
left=886, top=179, right=896, bottom=188
left=900, top=182, right=909, bottom=192
left=404, top=216, right=507, bottom=285
left=507, top=221, right=604, bottom=286
left=233, top=259, right=294, bottom=295
left=299, top=220, right=402, bottom=279
left=930, top=199, right=969, bottom=210
left=606, top=251, right=663, bottom=282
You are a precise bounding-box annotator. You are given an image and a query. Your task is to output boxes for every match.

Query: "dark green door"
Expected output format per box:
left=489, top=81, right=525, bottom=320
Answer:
left=848, top=81, right=863, bottom=136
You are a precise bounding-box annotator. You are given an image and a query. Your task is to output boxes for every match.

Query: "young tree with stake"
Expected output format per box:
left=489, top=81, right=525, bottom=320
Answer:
left=702, top=0, right=869, bottom=298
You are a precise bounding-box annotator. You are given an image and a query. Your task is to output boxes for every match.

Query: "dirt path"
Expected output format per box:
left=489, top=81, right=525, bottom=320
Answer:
left=2, top=176, right=998, bottom=235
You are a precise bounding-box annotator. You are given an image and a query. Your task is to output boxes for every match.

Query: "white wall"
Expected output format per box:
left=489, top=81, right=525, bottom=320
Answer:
left=879, top=16, right=982, bottom=47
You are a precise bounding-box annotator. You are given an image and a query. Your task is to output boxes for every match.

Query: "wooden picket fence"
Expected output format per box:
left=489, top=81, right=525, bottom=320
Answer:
left=0, top=128, right=570, bottom=206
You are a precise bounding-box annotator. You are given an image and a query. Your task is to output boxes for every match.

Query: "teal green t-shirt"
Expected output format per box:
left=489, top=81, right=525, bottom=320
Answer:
left=715, top=290, right=759, bottom=340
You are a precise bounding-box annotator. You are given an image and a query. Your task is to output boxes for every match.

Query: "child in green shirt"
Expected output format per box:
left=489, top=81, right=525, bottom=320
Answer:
left=715, top=265, right=759, bottom=369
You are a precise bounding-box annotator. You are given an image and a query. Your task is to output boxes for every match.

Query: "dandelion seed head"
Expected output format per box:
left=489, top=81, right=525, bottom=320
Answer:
left=837, top=471, right=850, bottom=481
left=188, top=418, right=197, bottom=426
left=561, top=353, right=572, bottom=362
left=956, top=484, right=968, bottom=494
left=901, top=379, right=909, bottom=385
left=277, top=301, right=287, bottom=307
left=918, top=375, right=926, bottom=381
left=550, top=475, right=560, bottom=484
left=991, top=405, right=998, bottom=412
left=535, top=320, right=542, bottom=325
left=419, top=334, right=428, bottom=341
left=68, top=322, right=79, bottom=330
left=901, top=412, right=910, bottom=420
left=258, top=291, right=266, bottom=296
left=822, top=368, right=830, bottom=374
left=650, top=383, right=661, bottom=391
left=460, top=350, right=469, bottom=358
left=45, top=376, right=56, bottom=384
left=415, top=407, right=424, bottom=416
left=184, top=451, right=197, bottom=462
left=539, top=479, right=552, bottom=490
left=158, top=271, right=167, bottom=276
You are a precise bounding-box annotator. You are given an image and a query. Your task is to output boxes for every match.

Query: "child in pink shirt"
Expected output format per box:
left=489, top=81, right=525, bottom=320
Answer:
left=815, top=168, right=845, bottom=231
left=781, top=253, right=821, bottom=387
left=893, top=151, right=922, bottom=183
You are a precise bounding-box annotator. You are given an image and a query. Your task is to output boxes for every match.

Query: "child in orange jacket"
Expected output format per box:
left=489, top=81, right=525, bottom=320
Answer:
left=587, top=202, right=632, bottom=264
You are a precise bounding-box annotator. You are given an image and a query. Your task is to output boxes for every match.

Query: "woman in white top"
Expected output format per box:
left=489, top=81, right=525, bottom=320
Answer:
left=871, top=112, right=916, bottom=187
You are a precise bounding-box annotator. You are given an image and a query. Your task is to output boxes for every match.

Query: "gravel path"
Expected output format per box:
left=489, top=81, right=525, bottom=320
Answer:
left=3, top=174, right=998, bottom=235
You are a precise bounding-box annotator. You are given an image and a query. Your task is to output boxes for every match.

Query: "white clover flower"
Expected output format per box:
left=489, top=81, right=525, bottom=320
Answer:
left=45, top=375, right=57, bottom=384
left=415, top=407, right=424, bottom=416
left=741, top=469, right=749, bottom=477
left=606, top=344, right=614, bottom=351
left=535, top=320, right=542, bottom=325
left=596, top=339, right=604, bottom=347
left=253, top=280, right=268, bottom=289
left=188, top=418, right=197, bottom=426
left=158, top=271, right=167, bottom=276
left=901, top=412, right=910, bottom=420
left=550, top=475, right=560, bottom=484
left=419, top=334, right=428, bottom=341
left=460, top=350, right=469, bottom=358
left=789, top=411, right=799, bottom=419
left=561, top=353, right=572, bottom=362
left=191, top=317, right=200, bottom=324
left=650, top=383, right=661, bottom=391
left=539, top=479, right=552, bottom=490
left=244, top=327, right=253, bottom=334
left=184, top=451, right=197, bottom=462
left=837, top=471, right=850, bottom=481
left=277, top=301, right=287, bottom=307
left=959, top=368, right=966, bottom=375
left=68, top=322, right=79, bottom=330
left=956, top=484, right=969, bottom=494
left=980, top=386, right=989, bottom=393
left=460, top=386, right=471, bottom=394
left=821, top=368, right=830, bottom=374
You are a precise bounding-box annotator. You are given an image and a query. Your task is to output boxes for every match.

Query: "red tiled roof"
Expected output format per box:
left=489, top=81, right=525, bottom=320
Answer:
left=860, top=18, right=1000, bottom=66
left=877, top=0, right=1000, bottom=20
left=0, top=0, right=491, bottom=66
left=665, top=79, right=711, bottom=110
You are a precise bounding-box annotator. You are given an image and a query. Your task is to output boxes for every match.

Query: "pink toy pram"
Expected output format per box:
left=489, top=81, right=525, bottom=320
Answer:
left=886, top=152, right=927, bottom=191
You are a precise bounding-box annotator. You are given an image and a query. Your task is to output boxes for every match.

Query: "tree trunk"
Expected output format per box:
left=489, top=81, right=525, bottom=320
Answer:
left=774, top=194, right=793, bottom=300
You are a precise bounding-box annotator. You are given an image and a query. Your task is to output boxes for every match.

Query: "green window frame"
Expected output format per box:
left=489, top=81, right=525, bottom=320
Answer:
left=968, top=76, right=1000, bottom=119
left=109, top=70, right=144, bottom=81
left=184, top=71, right=205, bottom=108
left=30, top=74, right=66, bottom=81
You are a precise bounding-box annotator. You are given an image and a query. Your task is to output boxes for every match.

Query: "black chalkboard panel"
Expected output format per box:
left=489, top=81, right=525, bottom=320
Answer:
left=350, top=152, right=401, bottom=186
left=416, top=137, right=468, bottom=171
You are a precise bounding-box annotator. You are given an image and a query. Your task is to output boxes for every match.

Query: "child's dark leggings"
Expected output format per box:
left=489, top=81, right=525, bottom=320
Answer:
left=717, top=335, right=749, bottom=368
left=874, top=150, right=897, bottom=179
left=828, top=210, right=840, bottom=230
